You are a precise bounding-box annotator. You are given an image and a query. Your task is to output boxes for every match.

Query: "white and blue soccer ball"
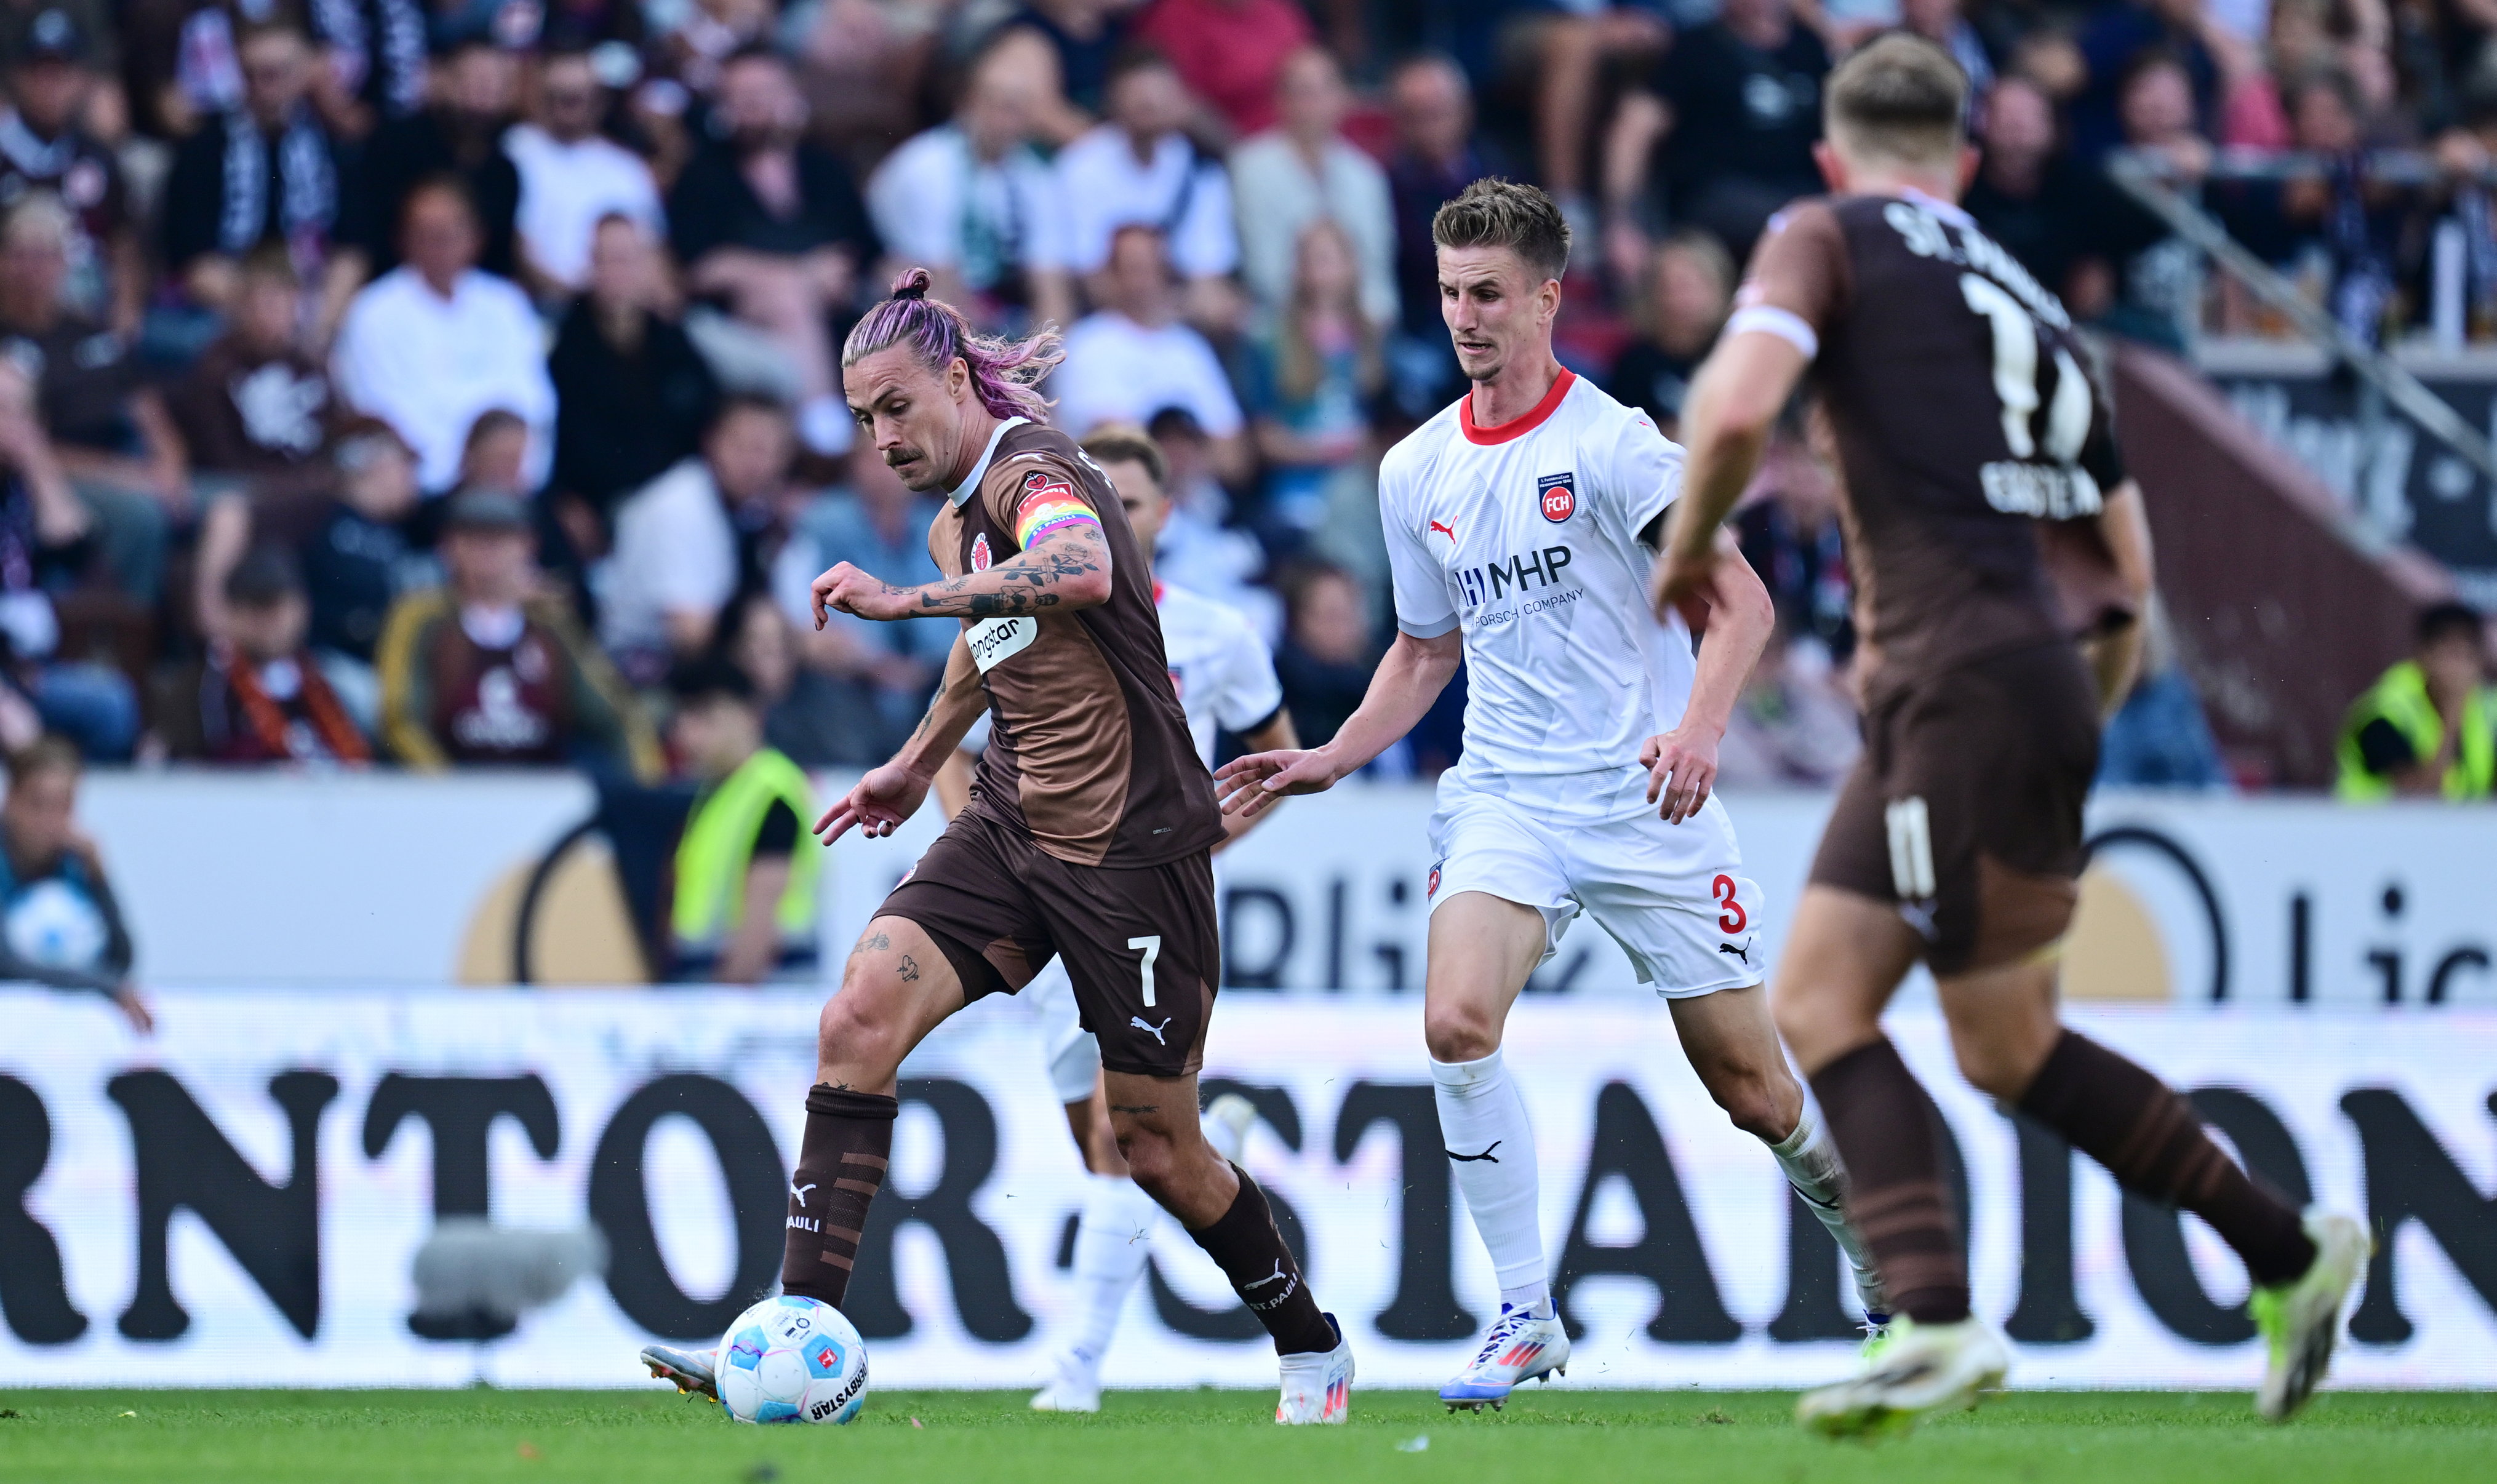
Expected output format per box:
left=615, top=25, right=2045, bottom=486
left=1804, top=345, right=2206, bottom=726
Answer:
left=716, top=1295, right=868, bottom=1425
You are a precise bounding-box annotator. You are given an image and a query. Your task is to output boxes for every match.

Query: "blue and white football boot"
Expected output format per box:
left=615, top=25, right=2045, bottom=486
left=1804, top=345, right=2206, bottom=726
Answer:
left=1440, top=1302, right=1569, bottom=1413
left=641, top=1342, right=720, bottom=1401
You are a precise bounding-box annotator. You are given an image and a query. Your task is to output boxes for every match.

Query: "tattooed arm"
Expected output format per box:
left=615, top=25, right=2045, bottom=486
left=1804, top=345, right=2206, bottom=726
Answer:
left=811, top=517, right=1113, bottom=623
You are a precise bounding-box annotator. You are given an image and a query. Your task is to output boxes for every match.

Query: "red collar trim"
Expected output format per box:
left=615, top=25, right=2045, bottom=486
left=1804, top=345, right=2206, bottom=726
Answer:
left=1461, top=367, right=1576, bottom=445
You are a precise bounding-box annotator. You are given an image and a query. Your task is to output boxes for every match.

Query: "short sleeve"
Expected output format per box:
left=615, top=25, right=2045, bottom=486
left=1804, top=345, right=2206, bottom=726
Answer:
left=1726, top=200, right=1850, bottom=361
left=1379, top=464, right=1458, bottom=639
left=1210, top=613, right=1285, bottom=732
left=1608, top=410, right=1686, bottom=548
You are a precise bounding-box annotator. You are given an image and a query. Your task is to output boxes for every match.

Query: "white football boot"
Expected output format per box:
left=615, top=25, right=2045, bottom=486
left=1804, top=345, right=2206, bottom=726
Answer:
left=1274, top=1314, right=1354, bottom=1424
left=1796, top=1315, right=2010, bottom=1438
left=1440, top=1304, right=1570, bottom=1413
left=1204, top=1093, right=1258, bottom=1163
left=2250, top=1210, right=2368, bottom=1422
left=1028, top=1346, right=1105, bottom=1413
left=641, top=1342, right=719, bottom=1401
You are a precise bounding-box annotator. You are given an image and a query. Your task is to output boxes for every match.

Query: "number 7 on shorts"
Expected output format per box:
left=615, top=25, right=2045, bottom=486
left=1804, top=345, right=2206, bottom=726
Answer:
left=1128, top=935, right=1161, bottom=1007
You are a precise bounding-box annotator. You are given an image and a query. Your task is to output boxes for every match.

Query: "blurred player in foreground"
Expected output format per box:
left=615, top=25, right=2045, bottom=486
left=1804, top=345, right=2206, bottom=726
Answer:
left=1219, top=178, right=1887, bottom=1414
left=1654, top=34, right=2366, bottom=1437
left=641, top=270, right=1353, bottom=1423
left=933, top=424, right=1296, bottom=1412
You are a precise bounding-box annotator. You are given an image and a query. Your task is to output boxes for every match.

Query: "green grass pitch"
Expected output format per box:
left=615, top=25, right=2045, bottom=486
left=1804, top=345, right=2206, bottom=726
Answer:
left=2, top=1389, right=2491, bottom=1483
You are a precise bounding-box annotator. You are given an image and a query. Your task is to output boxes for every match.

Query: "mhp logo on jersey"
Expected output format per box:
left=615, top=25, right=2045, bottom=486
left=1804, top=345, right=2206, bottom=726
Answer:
left=1536, top=472, right=1576, bottom=523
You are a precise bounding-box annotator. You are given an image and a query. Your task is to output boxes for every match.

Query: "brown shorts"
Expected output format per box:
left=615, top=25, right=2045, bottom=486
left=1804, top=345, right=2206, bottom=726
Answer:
left=1812, top=642, right=2101, bottom=975
left=877, top=807, right=1220, bottom=1080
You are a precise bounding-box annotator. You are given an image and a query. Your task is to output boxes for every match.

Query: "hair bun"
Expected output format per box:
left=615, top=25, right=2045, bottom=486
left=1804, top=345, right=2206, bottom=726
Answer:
left=891, top=267, right=933, bottom=301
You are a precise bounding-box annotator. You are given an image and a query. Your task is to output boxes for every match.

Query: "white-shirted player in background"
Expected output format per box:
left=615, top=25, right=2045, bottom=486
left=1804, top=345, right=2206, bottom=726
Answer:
left=935, top=424, right=1297, bottom=1413
left=1218, top=179, right=1885, bottom=1413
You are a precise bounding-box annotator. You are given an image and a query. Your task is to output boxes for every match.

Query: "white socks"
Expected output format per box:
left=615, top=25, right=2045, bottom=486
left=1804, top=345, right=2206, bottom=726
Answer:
left=1066, top=1173, right=1163, bottom=1363
left=1768, top=1101, right=1888, bottom=1318
left=1431, top=1049, right=1551, bottom=1317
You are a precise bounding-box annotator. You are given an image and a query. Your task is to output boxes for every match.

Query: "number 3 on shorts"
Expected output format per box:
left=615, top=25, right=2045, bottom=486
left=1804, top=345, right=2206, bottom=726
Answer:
left=1128, top=935, right=1162, bottom=1007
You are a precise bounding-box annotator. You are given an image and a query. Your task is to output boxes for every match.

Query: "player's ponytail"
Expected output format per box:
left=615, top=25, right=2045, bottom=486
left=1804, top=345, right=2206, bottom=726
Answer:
left=842, top=267, right=1062, bottom=423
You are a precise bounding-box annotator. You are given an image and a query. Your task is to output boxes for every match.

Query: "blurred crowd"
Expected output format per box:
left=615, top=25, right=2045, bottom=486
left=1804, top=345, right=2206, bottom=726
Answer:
left=6, top=0, right=2494, bottom=791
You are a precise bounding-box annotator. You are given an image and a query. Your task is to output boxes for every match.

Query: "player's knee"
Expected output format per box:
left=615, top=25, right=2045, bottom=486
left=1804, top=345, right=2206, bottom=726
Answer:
left=1115, top=1126, right=1180, bottom=1195
left=1950, top=1038, right=2033, bottom=1103
left=1705, top=1069, right=1790, bottom=1142
left=815, top=989, right=902, bottom=1077
left=1423, top=1002, right=1501, bottom=1064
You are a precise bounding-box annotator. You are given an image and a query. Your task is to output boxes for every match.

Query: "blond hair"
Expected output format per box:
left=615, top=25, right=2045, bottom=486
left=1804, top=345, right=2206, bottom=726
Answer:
left=1825, top=33, right=1967, bottom=167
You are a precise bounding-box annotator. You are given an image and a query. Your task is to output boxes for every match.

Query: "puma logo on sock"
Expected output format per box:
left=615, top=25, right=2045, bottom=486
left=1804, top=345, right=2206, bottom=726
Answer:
left=1131, top=1015, right=1172, bottom=1045
left=789, top=1180, right=816, bottom=1208
left=1244, top=1260, right=1289, bottom=1291
left=1447, top=1143, right=1502, bottom=1163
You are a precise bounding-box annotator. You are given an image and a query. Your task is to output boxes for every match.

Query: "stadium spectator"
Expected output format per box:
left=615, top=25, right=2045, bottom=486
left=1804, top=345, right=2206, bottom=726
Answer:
left=1052, top=47, right=1241, bottom=324
left=668, top=46, right=877, bottom=457
left=505, top=47, right=665, bottom=296
left=1053, top=226, right=1247, bottom=479
left=330, top=178, right=557, bottom=494
left=1604, top=0, right=1832, bottom=263
left=0, top=734, right=148, bottom=1031
left=770, top=442, right=947, bottom=758
left=1229, top=46, right=1397, bottom=329
left=2099, top=599, right=2231, bottom=788
left=1241, top=219, right=1380, bottom=537
left=998, top=0, right=1131, bottom=119
left=306, top=0, right=428, bottom=138
left=1604, top=229, right=1733, bottom=437
left=663, top=655, right=818, bottom=983
left=347, top=36, right=524, bottom=282
left=0, top=10, right=138, bottom=332
left=197, top=546, right=370, bottom=764
left=866, top=29, right=1072, bottom=332
left=2069, top=0, right=2240, bottom=161
left=1129, top=0, right=1312, bottom=140
left=2335, top=600, right=2494, bottom=800
left=2069, top=52, right=2215, bottom=346
left=1716, top=623, right=1863, bottom=788
left=1898, top=0, right=1997, bottom=105
left=376, top=487, right=660, bottom=776
left=0, top=358, right=134, bottom=760
left=295, top=418, right=420, bottom=727
left=0, top=196, right=177, bottom=604
left=1383, top=53, right=1488, bottom=419
left=1272, top=561, right=1382, bottom=755
left=599, top=395, right=794, bottom=679
left=166, top=245, right=340, bottom=505
left=2261, top=69, right=2405, bottom=342
left=158, top=22, right=361, bottom=344
left=1964, top=76, right=2091, bottom=299
left=547, top=215, right=722, bottom=524
left=717, top=588, right=855, bottom=766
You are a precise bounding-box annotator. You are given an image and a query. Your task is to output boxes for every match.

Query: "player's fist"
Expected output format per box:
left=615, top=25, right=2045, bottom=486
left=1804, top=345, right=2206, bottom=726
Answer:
left=1642, top=725, right=1719, bottom=825
left=1213, top=748, right=1342, bottom=820
left=811, top=562, right=914, bottom=625
left=1650, top=543, right=1719, bottom=631
left=813, top=762, right=929, bottom=843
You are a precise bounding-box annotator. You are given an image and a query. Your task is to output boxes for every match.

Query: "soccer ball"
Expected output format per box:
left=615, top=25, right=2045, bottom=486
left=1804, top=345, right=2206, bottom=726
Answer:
left=715, top=1295, right=869, bottom=1425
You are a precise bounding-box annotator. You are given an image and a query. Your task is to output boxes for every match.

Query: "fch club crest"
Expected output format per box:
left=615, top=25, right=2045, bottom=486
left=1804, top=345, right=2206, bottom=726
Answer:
left=1536, top=473, right=1576, bottom=523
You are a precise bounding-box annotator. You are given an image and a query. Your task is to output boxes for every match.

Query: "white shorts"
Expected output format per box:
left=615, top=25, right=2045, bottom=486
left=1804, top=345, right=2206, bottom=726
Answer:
left=1424, top=776, right=1767, bottom=997
left=1028, top=857, right=1231, bottom=1102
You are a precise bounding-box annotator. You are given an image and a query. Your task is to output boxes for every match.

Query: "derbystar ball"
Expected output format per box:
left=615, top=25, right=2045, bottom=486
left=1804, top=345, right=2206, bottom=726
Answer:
left=714, top=1295, right=868, bottom=1425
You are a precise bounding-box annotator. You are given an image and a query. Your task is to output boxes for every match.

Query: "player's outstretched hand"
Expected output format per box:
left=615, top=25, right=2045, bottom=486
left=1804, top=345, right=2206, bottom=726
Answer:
left=1214, top=748, right=1341, bottom=820
left=811, top=562, right=915, bottom=626
left=1642, top=725, right=1719, bottom=825
left=814, top=761, right=929, bottom=843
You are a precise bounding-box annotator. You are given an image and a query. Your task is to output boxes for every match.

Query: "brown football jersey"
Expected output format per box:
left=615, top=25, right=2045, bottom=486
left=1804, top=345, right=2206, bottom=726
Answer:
left=929, top=417, right=1224, bottom=868
left=1734, top=191, right=2133, bottom=701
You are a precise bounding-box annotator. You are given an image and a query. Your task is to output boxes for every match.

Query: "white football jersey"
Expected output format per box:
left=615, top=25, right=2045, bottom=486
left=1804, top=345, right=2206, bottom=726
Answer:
left=961, top=581, right=1280, bottom=766
left=1380, top=369, right=1696, bottom=820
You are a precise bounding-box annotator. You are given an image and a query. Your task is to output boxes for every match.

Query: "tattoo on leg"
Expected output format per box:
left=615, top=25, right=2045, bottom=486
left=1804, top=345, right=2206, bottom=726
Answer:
left=897, top=954, right=920, bottom=983
left=855, top=931, right=890, bottom=955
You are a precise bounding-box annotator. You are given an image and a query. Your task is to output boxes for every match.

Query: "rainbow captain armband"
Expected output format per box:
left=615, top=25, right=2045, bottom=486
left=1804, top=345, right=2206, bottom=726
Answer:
left=1012, top=469, right=1100, bottom=546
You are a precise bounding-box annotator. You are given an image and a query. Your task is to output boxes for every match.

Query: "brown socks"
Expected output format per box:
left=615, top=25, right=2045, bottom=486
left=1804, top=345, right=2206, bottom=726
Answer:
left=2018, top=1031, right=2316, bottom=1287
left=781, top=1085, right=897, bottom=1307
left=1184, top=1167, right=1336, bottom=1355
left=1810, top=1037, right=1971, bottom=1325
